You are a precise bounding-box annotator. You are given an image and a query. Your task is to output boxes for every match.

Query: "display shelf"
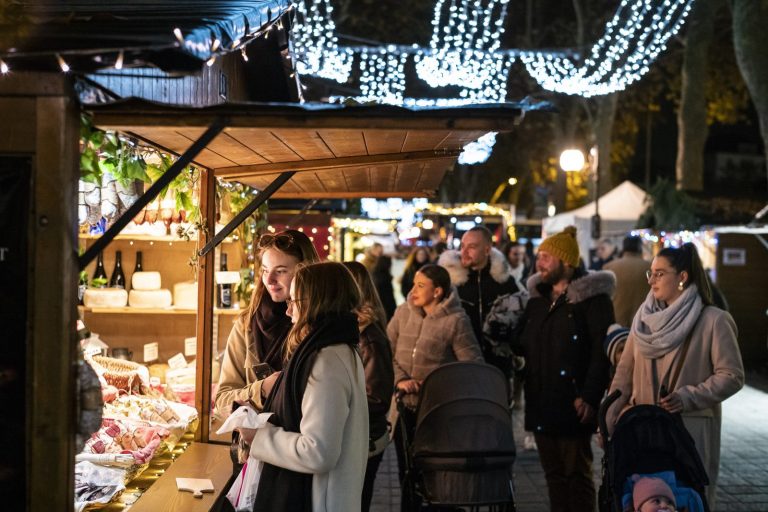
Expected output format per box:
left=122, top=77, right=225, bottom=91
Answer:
left=78, top=305, right=242, bottom=315
left=78, top=233, right=198, bottom=242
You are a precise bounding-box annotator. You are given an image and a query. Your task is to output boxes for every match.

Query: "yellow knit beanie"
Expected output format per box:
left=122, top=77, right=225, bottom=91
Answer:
left=539, top=226, right=580, bottom=267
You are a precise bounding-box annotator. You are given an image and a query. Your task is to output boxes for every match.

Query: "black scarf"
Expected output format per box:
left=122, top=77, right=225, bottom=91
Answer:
left=253, top=312, right=360, bottom=512
left=250, top=294, right=292, bottom=372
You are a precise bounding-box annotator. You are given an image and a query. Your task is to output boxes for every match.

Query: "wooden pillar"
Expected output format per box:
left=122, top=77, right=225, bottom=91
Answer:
left=195, top=167, right=216, bottom=442
left=0, top=73, right=80, bottom=511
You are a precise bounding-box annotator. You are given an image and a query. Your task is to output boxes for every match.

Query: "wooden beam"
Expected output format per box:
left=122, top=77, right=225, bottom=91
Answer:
left=214, top=149, right=462, bottom=178
left=267, top=190, right=437, bottom=199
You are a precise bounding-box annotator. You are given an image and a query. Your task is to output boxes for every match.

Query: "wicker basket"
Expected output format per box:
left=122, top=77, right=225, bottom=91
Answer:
left=91, top=356, right=144, bottom=394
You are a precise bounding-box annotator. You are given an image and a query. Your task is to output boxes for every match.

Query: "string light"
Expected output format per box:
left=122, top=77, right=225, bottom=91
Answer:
left=357, top=48, right=408, bottom=104
left=291, top=0, right=353, bottom=83
left=56, top=53, right=70, bottom=73
left=522, top=0, right=694, bottom=97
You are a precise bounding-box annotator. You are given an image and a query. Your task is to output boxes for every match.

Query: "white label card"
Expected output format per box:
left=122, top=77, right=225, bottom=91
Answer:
left=168, top=353, right=187, bottom=370
left=184, top=337, right=197, bottom=357
left=144, top=342, right=159, bottom=363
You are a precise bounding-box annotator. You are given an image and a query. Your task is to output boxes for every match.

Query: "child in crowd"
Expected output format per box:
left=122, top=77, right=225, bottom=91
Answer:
left=632, top=476, right=677, bottom=512
left=604, top=323, right=630, bottom=379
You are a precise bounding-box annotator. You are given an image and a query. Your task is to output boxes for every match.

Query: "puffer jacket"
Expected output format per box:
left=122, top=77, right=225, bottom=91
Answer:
left=438, top=248, right=519, bottom=356
left=515, top=270, right=615, bottom=435
left=387, top=287, right=483, bottom=409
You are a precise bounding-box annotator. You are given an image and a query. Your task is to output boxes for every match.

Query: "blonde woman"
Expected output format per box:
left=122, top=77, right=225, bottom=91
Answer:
left=241, top=262, right=369, bottom=511
left=344, top=261, right=394, bottom=512
left=215, top=230, right=319, bottom=415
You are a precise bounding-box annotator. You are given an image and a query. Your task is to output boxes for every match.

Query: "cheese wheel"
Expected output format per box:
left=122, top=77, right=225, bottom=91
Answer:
left=128, top=289, right=172, bottom=308
left=173, top=281, right=198, bottom=309
left=84, top=288, right=128, bottom=308
left=131, top=271, right=162, bottom=291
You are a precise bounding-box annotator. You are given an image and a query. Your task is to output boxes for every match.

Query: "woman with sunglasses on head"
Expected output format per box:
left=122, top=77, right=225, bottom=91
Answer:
left=240, top=261, right=369, bottom=511
left=215, top=230, right=319, bottom=420
left=607, top=243, right=744, bottom=507
left=343, top=261, right=394, bottom=512
left=387, top=263, right=483, bottom=483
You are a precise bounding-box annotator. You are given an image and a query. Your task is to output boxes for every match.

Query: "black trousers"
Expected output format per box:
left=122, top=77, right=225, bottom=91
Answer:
left=361, top=450, right=385, bottom=512
left=534, top=432, right=596, bottom=512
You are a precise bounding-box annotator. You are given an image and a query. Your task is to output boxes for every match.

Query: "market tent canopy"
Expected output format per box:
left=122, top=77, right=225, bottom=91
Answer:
left=542, top=180, right=648, bottom=258
left=88, top=98, right=548, bottom=199
left=0, top=0, right=289, bottom=73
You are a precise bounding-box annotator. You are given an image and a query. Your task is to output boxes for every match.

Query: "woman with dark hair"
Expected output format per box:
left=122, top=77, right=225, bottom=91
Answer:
left=387, top=263, right=483, bottom=483
left=241, top=262, right=369, bottom=511
left=607, top=243, right=744, bottom=506
left=215, top=230, right=319, bottom=420
left=343, top=261, right=394, bottom=512
left=400, top=246, right=431, bottom=298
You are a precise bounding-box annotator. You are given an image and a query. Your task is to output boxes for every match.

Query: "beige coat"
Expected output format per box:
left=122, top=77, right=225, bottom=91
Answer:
left=603, top=254, right=651, bottom=327
left=608, top=306, right=744, bottom=504
left=215, top=319, right=268, bottom=415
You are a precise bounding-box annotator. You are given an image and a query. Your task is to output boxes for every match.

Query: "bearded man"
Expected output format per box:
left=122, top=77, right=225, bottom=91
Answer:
left=515, top=226, right=615, bottom=512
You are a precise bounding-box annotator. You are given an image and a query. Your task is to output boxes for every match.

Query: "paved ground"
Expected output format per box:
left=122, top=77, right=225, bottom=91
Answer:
left=371, top=374, right=768, bottom=512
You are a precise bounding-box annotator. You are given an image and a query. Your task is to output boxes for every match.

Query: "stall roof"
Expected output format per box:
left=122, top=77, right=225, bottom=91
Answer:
left=88, top=98, right=549, bottom=199
left=0, top=0, right=289, bottom=73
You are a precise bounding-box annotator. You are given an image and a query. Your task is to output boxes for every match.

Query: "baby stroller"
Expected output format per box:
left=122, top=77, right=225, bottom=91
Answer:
left=397, top=361, right=516, bottom=511
left=598, top=390, right=710, bottom=512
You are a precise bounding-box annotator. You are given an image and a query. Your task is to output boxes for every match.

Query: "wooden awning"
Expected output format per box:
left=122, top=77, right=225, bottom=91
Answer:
left=88, top=99, right=547, bottom=198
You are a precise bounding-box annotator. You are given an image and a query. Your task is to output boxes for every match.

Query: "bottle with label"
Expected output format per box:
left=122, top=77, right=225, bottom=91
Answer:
left=217, top=252, right=232, bottom=308
left=109, top=250, right=126, bottom=289
left=92, top=251, right=108, bottom=287
left=134, top=251, right=143, bottom=272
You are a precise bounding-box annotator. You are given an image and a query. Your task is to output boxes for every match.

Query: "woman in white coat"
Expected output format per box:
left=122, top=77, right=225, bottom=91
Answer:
left=241, top=262, right=368, bottom=511
left=607, top=243, right=744, bottom=507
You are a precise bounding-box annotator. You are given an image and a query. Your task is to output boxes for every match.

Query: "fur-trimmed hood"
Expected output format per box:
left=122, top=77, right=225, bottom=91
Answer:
left=437, top=248, right=513, bottom=287
left=527, top=270, right=616, bottom=304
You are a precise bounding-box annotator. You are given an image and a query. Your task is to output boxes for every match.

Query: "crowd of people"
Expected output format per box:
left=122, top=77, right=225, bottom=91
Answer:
left=213, top=224, right=744, bottom=512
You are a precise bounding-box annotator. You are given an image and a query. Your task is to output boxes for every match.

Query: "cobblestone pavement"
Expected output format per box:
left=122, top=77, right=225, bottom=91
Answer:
left=371, top=381, right=768, bottom=512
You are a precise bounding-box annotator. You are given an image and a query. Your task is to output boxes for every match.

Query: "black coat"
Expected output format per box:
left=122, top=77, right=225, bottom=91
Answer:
left=516, top=270, right=615, bottom=435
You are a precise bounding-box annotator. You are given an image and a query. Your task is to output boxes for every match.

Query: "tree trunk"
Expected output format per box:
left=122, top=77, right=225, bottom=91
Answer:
left=732, top=0, right=768, bottom=189
left=676, top=0, right=716, bottom=191
left=593, top=93, right=618, bottom=194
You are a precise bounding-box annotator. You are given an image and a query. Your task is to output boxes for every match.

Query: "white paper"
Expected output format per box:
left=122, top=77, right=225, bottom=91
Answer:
left=215, top=406, right=273, bottom=434
left=184, top=337, right=197, bottom=357
left=143, top=342, right=159, bottom=363
left=167, top=353, right=187, bottom=370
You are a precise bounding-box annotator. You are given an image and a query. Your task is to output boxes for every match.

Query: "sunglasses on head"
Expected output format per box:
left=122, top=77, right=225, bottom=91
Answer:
left=257, top=233, right=295, bottom=250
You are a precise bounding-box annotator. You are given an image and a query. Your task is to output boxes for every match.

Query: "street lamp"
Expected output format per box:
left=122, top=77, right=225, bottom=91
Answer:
left=489, top=177, right=519, bottom=204
left=559, top=147, right=601, bottom=239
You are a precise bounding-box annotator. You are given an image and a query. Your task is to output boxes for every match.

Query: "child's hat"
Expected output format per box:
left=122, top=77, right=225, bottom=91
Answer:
left=632, top=476, right=676, bottom=510
left=604, top=323, right=629, bottom=363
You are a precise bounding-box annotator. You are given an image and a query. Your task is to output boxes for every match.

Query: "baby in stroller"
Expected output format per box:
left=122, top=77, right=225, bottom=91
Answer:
left=598, top=392, right=709, bottom=512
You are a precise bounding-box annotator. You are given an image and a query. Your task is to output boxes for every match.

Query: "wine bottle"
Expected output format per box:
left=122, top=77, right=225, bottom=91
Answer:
left=134, top=251, right=143, bottom=272
left=93, top=251, right=108, bottom=287
left=217, top=253, right=232, bottom=308
left=109, top=250, right=126, bottom=289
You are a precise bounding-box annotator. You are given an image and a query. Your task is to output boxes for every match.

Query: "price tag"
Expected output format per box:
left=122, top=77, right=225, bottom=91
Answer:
left=184, top=337, right=197, bottom=357
left=168, top=352, right=187, bottom=370
left=143, top=342, right=159, bottom=363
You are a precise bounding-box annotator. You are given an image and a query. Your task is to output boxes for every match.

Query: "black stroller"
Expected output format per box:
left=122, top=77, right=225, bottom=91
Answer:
left=397, top=361, right=516, bottom=511
left=598, top=390, right=710, bottom=512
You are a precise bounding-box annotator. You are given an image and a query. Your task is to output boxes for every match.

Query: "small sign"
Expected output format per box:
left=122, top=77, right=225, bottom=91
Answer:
left=168, top=353, right=187, bottom=370
left=722, top=248, right=746, bottom=266
left=184, top=337, right=197, bottom=357
left=143, top=342, right=159, bottom=363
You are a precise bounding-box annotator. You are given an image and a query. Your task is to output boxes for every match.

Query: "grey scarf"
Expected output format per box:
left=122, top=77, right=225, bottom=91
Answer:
left=630, top=284, right=703, bottom=359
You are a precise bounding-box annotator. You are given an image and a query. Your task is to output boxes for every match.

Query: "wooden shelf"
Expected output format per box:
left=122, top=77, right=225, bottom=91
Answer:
left=79, top=306, right=242, bottom=315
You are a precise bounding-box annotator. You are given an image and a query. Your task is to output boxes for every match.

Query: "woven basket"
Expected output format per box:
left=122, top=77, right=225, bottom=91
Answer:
left=91, top=356, right=143, bottom=394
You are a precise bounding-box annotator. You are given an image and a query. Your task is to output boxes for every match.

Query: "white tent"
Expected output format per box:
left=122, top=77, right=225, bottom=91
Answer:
left=542, top=180, right=648, bottom=261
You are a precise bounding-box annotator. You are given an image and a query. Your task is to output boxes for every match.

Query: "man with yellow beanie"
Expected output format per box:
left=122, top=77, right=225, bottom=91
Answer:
left=514, top=226, right=616, bottom=512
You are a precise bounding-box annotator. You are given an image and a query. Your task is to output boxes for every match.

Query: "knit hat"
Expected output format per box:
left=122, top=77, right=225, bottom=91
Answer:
left=604, top=323, right=630, bottom=365
left=539, top=226, right=580, bottom=267
left=632, top=476, right=676, bottom=510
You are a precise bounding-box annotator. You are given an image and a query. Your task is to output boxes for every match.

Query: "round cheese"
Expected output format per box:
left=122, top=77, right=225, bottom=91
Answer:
left=128, top=289, right=172, bottom=309
left=131, top=271, right=162, bottom=291
left=83, top=288, right=128, bottom=308
left=173, top=281, right=198, bottom=310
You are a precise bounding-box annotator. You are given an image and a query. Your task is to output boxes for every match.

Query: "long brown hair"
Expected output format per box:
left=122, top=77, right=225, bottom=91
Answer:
left=657, top=243, right=713, bottom=306
left=239, top=229, right=320, bottom=330
left=284, top=262, right=360, bottom=359
left=343, top=260, right=388, bottom=332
